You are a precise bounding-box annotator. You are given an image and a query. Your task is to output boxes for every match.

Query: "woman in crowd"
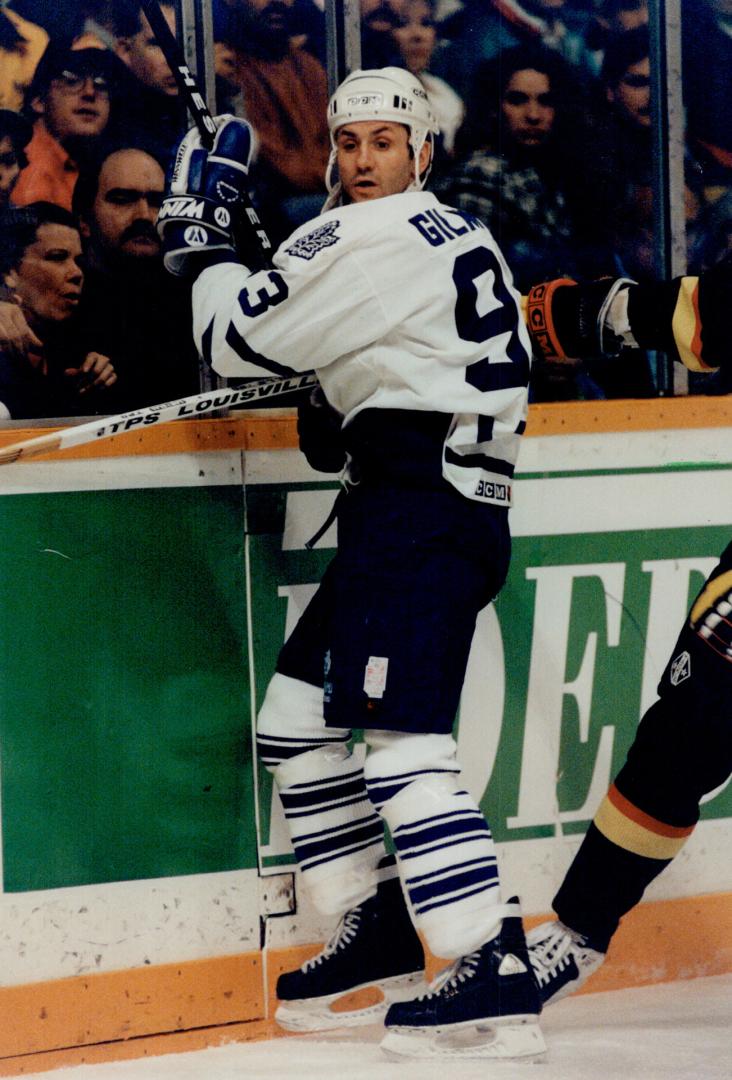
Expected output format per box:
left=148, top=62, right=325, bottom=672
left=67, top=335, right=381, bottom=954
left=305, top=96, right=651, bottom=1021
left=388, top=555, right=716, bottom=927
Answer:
left=0, top=201, right=117, bottom=419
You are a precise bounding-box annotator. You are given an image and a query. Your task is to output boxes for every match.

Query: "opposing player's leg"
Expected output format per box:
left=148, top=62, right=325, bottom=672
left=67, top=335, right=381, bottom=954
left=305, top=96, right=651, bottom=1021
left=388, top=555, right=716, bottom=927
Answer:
left=257, top=569, right=425, bottom=1031
left=530, top=541, right=732, bottom=1005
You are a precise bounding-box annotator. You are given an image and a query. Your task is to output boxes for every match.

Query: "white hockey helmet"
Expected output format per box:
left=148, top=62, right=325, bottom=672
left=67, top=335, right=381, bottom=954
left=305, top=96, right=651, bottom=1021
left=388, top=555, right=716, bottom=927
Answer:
left=324, top=67, right=440, bottom=207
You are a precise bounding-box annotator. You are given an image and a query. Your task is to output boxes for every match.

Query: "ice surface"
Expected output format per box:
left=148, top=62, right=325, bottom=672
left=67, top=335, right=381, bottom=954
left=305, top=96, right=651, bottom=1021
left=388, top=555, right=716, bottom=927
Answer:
left=35, top=974, right=732, bottom=1080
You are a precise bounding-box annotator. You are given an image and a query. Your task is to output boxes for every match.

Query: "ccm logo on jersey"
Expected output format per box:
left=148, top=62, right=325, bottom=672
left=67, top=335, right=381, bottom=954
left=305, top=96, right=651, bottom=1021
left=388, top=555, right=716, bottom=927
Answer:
left=475, top=479, right=510, bottom=503
left=158, top=197, right=205, bottom=221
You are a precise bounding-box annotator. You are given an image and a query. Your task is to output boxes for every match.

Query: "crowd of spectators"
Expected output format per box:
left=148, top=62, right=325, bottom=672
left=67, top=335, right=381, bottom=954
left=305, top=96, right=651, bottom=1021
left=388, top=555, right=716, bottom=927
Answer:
left=0, top=0, right=730, bottom=419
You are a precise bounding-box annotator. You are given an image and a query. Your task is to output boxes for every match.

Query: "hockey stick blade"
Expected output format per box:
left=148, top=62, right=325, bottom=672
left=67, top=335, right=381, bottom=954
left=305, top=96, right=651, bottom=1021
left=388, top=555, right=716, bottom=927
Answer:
left=0, top=373, right=317, bottom=465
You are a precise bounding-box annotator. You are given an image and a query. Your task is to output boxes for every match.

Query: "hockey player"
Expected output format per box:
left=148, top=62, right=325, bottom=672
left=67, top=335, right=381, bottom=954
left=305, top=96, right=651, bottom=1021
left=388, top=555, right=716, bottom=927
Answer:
left=158, top=68, right=544, bottom=1060
left=522, top=266, right=732, bottom=1005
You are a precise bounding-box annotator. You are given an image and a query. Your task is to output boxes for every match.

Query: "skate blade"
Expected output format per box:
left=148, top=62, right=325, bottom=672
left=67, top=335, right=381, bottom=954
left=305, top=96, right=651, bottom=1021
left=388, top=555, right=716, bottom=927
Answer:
left=381, top=1016, right=546, bottom=1060
left=275, top=972, right=426, bottom=1033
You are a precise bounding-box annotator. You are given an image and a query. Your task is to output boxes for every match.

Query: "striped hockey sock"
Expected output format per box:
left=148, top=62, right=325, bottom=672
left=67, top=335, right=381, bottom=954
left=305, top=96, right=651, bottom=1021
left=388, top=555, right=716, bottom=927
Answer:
left=365, top=732, right=503, bottom=958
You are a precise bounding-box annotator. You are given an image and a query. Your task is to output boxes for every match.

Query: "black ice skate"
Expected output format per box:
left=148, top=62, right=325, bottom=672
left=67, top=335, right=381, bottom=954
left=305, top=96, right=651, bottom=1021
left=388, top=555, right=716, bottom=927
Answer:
left=275, top=876, right=426, bottom=1032
left=380, top=898, right=545, bottom=1060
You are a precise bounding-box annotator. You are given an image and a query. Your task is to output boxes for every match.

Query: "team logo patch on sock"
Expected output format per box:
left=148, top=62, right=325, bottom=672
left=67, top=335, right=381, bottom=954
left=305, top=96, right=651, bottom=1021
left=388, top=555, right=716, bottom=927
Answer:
left=287, top=221, right=341, bottom=260
left=669, top=650, right=691, bottom=686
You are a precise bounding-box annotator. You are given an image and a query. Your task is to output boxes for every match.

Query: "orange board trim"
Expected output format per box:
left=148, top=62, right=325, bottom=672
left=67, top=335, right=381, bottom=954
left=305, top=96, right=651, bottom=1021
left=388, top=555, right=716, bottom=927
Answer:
left=1, top=396, right=731, bottom=463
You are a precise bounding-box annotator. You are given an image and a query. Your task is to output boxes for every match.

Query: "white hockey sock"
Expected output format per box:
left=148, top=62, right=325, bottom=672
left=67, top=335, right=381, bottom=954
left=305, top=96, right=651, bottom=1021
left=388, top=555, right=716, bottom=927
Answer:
left=274, top=744, right=386, bottom=915
left=256, top=673, right=351, bottom=767
left=365, top=732, right=503, bottom=958
left=257, top=675, right=385, bottom=916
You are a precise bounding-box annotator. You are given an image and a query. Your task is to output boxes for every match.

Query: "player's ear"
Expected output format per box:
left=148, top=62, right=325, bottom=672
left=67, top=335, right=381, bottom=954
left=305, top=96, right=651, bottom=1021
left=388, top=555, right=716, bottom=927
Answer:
left=418, top=138, right=432, bottom=176
left=30, top=94, right=45, bottom=117
left=3, top=268, right=19, bottom=292
left=78, top=215, right=91, bottom=240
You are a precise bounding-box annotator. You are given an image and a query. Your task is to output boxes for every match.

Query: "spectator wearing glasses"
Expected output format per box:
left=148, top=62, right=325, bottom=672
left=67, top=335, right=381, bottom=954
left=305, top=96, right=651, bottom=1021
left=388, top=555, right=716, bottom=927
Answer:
left=11, top=44, right=126, bottom=212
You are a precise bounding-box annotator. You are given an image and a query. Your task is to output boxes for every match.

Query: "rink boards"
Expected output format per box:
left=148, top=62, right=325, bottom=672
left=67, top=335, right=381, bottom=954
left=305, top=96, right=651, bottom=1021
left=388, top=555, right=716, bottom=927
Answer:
left=0, top=398, right=731, bottom=1073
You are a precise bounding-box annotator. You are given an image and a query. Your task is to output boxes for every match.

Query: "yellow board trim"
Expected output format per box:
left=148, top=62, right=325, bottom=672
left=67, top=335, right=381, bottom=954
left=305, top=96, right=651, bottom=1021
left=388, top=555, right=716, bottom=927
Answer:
left=0, top=891, right=731, bottom=1076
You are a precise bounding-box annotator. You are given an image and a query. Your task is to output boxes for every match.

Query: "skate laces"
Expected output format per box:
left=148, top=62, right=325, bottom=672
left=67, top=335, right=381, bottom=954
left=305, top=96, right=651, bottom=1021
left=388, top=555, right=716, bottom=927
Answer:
left=529, top=922, right=589, bottom=981
left=302, top=907, right=362, bottom=972
left=419, top=950, right=482, bottom=1000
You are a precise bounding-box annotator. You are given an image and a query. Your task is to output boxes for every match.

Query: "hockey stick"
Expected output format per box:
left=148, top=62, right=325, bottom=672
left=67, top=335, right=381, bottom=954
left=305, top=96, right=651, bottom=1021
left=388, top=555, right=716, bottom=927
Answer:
left=137, top=0, right=273, bottom=263
left=0, top=372, right=317, bottom=465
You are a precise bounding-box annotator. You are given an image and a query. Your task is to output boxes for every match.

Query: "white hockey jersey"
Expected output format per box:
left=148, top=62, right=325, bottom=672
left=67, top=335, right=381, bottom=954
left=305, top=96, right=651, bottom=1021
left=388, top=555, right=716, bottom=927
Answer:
left=192, top=190, right=531, bottom=506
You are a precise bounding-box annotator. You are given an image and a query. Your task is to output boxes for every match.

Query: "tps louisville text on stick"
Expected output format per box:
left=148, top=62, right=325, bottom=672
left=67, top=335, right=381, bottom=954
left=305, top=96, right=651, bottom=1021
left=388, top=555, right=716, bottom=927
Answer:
left=0, top=373, right=317, bottom=465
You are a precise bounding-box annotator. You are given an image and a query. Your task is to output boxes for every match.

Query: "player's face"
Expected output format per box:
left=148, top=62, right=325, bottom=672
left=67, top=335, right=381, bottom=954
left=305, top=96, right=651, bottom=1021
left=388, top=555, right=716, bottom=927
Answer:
left=611, top=57, right=651, bottom=127
left=87, top=149, right=165, bottom=258
left=116, top=7, right=178, bottom=96
left=501, top=69, right=555, bottom=147
left=0, top=136, right=21, bottom=204
left=392, top=1, right=437, bottom=75
left=4, top=224, right=84, bottom=326
left=335, top=120, right=429, bottom=202
left=37, top=71, right=111, bottom=141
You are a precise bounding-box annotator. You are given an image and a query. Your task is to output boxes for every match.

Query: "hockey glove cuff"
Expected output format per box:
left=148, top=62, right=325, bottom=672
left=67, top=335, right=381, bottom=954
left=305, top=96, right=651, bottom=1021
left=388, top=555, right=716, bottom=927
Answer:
left=526, top=277, right=635, bottom=362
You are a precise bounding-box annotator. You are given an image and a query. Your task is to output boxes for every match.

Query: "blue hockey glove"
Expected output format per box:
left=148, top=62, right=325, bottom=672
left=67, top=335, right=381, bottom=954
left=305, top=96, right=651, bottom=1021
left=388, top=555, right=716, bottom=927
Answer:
left=157, top=115, right=256, bottom=277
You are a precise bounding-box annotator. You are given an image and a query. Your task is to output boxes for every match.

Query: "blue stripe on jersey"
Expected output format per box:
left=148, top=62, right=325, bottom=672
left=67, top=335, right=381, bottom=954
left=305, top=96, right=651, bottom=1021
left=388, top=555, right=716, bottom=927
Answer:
left=443, top=447, right=515, bottom=476
left=225, top=319, right=294, bottom=378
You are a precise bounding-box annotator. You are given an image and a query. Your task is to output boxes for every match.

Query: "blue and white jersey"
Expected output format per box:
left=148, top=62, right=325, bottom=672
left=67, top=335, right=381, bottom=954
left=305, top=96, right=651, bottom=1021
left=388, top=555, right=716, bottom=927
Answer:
left=192, top=190, right=531, bottom=506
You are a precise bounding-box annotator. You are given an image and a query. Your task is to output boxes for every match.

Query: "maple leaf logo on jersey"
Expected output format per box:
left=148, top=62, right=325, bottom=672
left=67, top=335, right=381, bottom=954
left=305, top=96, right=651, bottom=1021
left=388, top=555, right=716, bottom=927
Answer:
left=286, top=220, right=341, bottom=260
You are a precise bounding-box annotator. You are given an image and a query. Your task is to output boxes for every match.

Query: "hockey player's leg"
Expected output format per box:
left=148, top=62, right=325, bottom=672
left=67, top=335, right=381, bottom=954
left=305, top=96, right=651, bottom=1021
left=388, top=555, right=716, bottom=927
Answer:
left=530, top=546, right=732, bottom=1006
left=364, top=731, right=544, bottom=1060
left=257, top=674, right=424, bottom=1030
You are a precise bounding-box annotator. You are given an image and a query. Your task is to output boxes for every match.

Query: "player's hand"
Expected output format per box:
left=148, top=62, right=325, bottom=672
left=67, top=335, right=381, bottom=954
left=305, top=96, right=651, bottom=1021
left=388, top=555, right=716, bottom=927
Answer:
left=526, top=278, right=633, bottom=363
left=64, top=352, right=117, bottom=394
left=0, top=300, right=43, bottom=361
left=158, top=115, right=256, bottom=278
left=297, top=386, right=346, bottom=473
